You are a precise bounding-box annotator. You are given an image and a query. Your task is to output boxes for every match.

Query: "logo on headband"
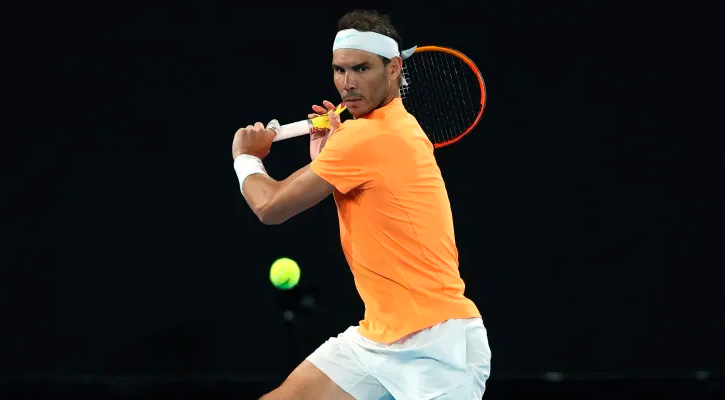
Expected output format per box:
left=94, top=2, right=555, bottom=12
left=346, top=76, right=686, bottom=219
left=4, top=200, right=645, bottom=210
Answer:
left=335, top=32, right=358, bottom=44
left=333, top=29, right=400, bottom=59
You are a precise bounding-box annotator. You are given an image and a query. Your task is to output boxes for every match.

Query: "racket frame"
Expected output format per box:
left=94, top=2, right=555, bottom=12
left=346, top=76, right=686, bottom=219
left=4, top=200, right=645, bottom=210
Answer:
left=404, top=45, right=487, bottom=148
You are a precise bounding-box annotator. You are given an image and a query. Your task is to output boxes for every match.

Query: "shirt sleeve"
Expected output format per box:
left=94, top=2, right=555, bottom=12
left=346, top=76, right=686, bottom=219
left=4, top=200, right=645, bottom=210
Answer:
left=309, top=122, right=379, bottom=194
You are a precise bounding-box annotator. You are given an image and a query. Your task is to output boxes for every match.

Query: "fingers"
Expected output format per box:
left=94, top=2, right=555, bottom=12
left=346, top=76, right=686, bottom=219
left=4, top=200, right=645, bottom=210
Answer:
left=238, top=122, right=270, bottom=134
left=328, top=109, right=340, bottom=132
left=312, top=100, right=336, bottom=116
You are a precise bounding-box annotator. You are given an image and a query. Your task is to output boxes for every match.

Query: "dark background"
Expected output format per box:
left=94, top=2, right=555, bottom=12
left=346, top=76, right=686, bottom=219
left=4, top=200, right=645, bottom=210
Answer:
left=1, top=1, right=722, bottom=398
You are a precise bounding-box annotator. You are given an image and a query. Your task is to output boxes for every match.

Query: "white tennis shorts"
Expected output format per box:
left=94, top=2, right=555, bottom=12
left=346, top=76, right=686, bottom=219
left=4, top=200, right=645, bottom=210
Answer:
left=306, top=317, right=491, bottom=399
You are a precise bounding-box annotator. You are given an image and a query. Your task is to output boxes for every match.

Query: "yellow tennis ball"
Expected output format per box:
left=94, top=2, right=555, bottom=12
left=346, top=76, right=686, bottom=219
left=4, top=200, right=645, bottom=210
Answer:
left=269, top=257, right=300, bottom=290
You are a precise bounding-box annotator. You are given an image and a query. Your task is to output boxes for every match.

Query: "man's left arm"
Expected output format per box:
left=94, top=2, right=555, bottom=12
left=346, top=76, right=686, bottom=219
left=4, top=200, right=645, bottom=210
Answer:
left=231, top=120, right=334, bottom=225
left=236, top=162, right=333, bottom=225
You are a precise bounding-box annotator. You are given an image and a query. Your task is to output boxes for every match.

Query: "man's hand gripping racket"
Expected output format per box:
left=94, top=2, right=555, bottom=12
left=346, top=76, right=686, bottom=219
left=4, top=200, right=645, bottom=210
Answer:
left=266, top=102, right=346, bottom=141
left=307, top=100, right=343, bottom=160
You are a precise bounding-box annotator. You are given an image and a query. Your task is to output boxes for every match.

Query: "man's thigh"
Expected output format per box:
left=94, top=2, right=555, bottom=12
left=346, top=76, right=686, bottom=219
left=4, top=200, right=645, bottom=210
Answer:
left=261, top=326, right=391, bottom=400
left=305, top=327, right=391, bottom=400
left=259, top=360, right=355, bottom=400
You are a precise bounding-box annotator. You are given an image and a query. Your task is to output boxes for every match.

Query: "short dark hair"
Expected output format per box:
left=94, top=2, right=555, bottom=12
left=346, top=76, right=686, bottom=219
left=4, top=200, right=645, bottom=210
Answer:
left=337, top=10, right=403, bottom=86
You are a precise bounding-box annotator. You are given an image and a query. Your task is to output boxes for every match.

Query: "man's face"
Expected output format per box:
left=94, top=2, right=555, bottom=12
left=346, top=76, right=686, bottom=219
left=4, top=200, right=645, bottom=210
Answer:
left=332, top=49, right=392, bottom=118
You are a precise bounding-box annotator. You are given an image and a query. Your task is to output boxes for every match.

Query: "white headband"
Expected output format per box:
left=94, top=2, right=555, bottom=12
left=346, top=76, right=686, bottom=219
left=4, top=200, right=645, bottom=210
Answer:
left=332, top=29, right=400, bottom=59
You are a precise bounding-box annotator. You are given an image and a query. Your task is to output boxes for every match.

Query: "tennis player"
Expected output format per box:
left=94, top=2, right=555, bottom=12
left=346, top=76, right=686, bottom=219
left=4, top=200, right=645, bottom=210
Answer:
left=232, top=9, right=491, bottom=399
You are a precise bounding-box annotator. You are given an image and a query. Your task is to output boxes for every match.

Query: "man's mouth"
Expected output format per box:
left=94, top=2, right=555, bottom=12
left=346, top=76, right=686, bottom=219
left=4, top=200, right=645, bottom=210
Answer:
left=344, top=97, right=363, bottom=105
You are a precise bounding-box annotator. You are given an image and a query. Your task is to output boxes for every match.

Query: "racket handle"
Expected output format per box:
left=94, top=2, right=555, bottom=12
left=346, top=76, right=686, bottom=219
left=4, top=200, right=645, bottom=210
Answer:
left=271, top=119, right=314, bottom=142
left=268, top=103, right=347, bottom=142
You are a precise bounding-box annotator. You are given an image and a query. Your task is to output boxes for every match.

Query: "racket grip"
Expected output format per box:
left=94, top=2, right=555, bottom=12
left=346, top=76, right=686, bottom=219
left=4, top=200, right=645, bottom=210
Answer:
left=270, top=119, right=314, bottom=142
left=268, top=104, right=345, bottom=142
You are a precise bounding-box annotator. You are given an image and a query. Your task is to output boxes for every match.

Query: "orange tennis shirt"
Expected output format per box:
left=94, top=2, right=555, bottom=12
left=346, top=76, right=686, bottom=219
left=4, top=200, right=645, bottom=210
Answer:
left=309, top=97, right=481, bottom=344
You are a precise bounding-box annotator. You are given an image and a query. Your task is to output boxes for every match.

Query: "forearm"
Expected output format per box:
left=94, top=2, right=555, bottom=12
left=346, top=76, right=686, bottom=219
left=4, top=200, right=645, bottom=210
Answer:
left=234, top=155, right=332, bottom=225
left=241, top=166, right=309, bottom=223
left=240, top=173, right=280, bottom=222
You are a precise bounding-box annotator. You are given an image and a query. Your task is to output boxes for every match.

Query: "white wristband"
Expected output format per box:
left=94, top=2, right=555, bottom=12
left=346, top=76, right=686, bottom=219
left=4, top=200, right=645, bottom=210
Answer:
left=233, top=154, right=268, bottom=192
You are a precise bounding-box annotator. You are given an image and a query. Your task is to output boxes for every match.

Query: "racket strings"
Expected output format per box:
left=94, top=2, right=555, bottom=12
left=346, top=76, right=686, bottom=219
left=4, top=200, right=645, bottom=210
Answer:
left=401, top=51, right=481, bottom=146
left=401, top=65, right=411, bottom=98
left=445, top=52, right=473, bottom=135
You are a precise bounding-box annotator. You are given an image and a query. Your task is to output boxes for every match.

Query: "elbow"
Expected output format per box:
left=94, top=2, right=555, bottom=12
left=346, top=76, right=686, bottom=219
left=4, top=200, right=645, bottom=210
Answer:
left=248, top=182, right=296, bottom=225
left=256, top=205, right=288, bottom=225
left=259, top=213, right=284, bottom=225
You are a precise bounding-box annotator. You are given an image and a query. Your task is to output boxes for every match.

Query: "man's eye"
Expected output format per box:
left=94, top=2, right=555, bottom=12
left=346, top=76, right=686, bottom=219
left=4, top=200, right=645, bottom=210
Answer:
left=356, top=66, right=369, bottom=72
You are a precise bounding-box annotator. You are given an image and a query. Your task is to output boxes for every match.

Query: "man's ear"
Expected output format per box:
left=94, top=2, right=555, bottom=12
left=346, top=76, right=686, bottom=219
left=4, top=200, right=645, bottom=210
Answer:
left=389, top=56, right=403, bottom=81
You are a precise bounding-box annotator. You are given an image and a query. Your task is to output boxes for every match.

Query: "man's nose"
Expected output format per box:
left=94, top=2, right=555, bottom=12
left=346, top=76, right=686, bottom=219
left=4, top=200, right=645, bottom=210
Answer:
left=343, top=72, right=357, bottom=90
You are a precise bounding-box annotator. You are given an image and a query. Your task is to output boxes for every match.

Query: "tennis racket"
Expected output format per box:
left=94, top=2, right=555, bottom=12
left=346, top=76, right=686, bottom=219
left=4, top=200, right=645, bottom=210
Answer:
left=269, top=45, right=486, bottom=148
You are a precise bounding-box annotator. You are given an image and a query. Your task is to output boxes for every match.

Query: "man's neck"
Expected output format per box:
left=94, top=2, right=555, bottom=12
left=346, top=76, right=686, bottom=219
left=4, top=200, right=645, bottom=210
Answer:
left=351, top=88, right=401, bottom=120
left=378, top=88, right=401, bottom=109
